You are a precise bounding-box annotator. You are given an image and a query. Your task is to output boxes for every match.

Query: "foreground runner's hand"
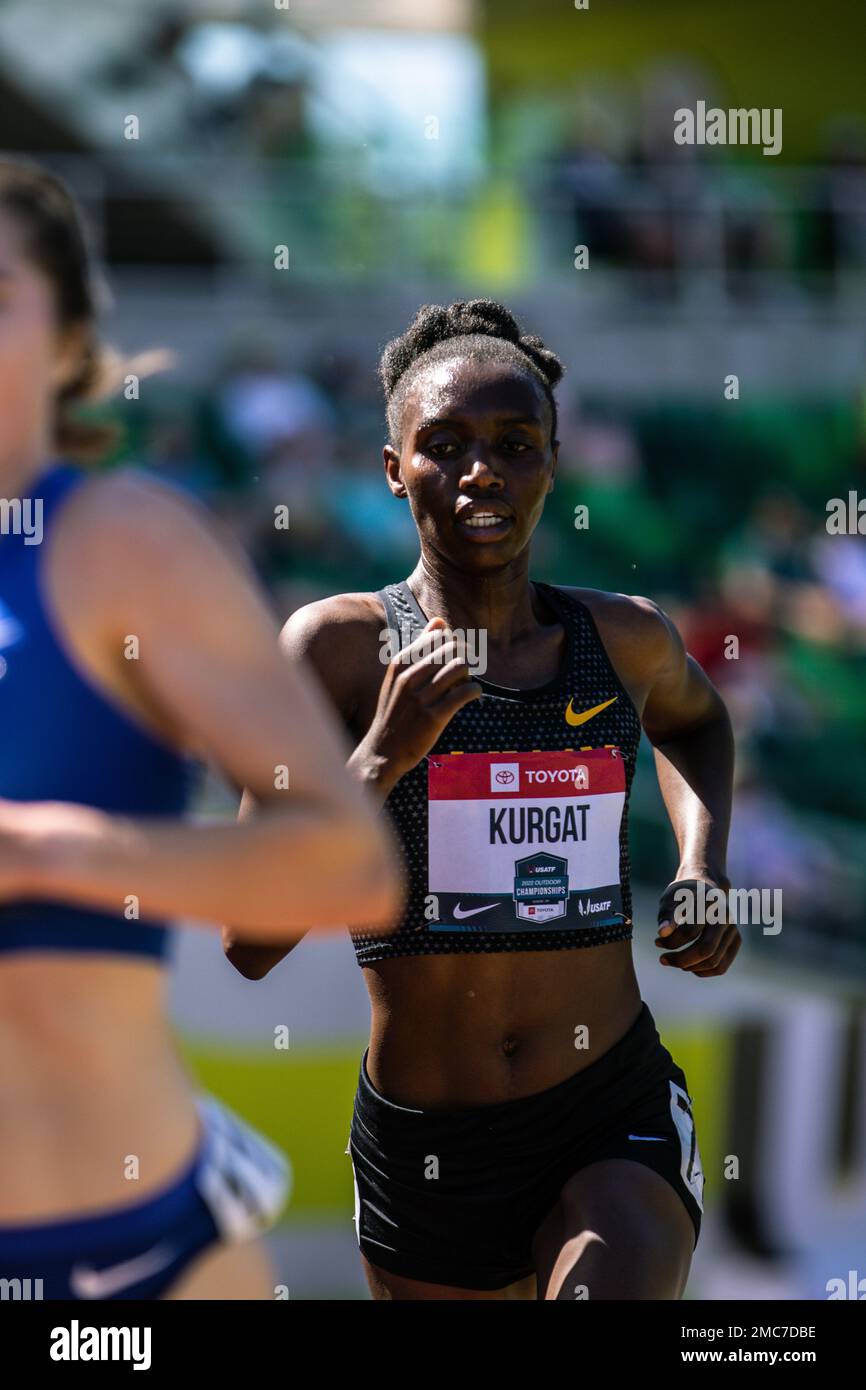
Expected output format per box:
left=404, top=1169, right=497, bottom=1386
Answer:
left=0, top=798, right=121, bottom=902
left=654, top=876, right=741, bottom=978
left=351, top=617, right=483, bottom=797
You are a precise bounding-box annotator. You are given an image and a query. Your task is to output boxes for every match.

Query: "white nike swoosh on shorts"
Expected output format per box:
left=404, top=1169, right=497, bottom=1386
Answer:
left=627, top=1135, right=667, bottom=1142
left=452, top=903, right=498, bottom=920
left=69, top=1242, right=178, bottom=1299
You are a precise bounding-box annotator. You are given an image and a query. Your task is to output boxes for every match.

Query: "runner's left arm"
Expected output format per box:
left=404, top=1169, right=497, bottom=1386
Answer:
left=635, top=598, right=738, bottom=977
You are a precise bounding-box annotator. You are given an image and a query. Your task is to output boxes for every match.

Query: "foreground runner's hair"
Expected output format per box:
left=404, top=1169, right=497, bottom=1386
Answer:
left=0, top=157, right=402, bottom=1300
left=0, top=159, right=166, bottom=461
left=226, top=297, right=737, bottom=1301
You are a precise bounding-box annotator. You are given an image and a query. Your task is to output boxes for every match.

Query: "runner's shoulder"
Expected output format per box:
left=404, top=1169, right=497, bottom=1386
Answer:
left=280, top=591, right=385, bottom=654
left=54, top=465, right=241, bottom=570
left=279, top=592, right=387, bottom=703
left=50, top=465, right=253, bottom=615
left=554, top=586, right=681, bottom=676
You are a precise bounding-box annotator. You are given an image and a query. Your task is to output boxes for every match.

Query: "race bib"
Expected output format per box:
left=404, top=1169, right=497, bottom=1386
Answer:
left=427, top=748, right=626, bottom=933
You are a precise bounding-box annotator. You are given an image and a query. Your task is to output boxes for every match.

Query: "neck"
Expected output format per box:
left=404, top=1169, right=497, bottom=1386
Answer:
left=0, top=441, right=56, bottom=500
left=408, top=547, right=545, bottom=647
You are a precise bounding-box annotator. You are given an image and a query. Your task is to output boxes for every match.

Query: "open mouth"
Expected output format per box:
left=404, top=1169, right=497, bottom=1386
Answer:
left=456, top=510, right=515, bottom=539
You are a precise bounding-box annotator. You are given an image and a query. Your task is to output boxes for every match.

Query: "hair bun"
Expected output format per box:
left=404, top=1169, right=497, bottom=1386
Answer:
left=444, top=299, right=522, bottom=344
left=379, top=298, right=565, bottom=448
left=517, top=333, right=564, bottom=389
left=380, top=298, right=563, bottom=396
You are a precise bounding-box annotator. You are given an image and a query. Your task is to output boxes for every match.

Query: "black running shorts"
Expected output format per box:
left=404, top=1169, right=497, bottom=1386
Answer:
left=348, top=1001, right=703, bottom=1290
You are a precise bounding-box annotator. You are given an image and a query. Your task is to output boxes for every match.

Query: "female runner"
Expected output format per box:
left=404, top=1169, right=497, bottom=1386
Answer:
left=226, top=299, right=737, bottom=1300
left=0, top=158, right=401, bottom=1300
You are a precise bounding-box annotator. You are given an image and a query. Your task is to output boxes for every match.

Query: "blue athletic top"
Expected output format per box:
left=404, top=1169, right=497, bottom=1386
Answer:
left=0, top=462, right=196, bottom=958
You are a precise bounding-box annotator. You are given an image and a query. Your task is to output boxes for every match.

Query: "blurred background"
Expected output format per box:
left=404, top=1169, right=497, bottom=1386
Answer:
left=4, top=0, right=864, bottom=1297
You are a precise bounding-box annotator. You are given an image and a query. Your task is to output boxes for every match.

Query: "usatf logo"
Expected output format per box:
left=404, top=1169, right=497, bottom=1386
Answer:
left=490, top=762, right=519, bottom=792
left=513, top=852, right=568, bottom=922
left=577, top=897, right=612, bottom=916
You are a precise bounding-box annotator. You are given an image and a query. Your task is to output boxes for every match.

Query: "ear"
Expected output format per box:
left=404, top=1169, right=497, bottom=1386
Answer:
left=547, top=439, right=559, bottom=494
left=384, top=443, right=407, bottom=498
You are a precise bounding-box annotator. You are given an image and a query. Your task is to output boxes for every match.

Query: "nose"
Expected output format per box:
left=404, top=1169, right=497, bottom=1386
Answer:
left=460, top=448, right=504, bottom=488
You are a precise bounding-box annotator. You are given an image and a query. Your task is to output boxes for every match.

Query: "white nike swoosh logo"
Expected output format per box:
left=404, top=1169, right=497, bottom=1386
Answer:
left=628, top=1135, right=667, bottom=1142
left=452, top=902, right=498, bottom=920
left=69, top=1242, right=178, bottom=1298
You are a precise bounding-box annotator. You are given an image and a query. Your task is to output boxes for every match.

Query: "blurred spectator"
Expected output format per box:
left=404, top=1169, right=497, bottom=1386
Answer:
left=722, top=491, right=846, bottom=643
left=812, top=117, right=866, bottom=286
left=728, top=759, right=863, bottom=954
left=811, top=531, right=866, bottom=639
left=207, top=343, right=337, bottom=584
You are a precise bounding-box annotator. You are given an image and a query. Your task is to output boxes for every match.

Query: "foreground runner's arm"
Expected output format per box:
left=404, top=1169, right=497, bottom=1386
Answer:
left=0, top=473, right=403, bottom=940
left=629, top=596, right=738, bottom=977
left=224, top=603, right=480, bottom=977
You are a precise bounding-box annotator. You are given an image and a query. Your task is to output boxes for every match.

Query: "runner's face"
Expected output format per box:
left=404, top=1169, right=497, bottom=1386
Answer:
left=385, top=357, right=558, bottom=569
left=0, top=210, right=85, bottom=473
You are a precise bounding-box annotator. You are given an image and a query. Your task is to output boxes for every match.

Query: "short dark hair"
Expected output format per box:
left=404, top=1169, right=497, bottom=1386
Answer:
left=379, top=299, right=564, bottom=450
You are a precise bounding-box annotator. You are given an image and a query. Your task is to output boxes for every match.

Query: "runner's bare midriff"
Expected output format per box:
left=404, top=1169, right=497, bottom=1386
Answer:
left=364, top=939, right=641, bottom=1107
left=0, top=956, right=199, bottom=1223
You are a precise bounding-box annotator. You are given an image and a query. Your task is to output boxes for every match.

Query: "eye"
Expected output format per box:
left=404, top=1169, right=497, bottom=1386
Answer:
left=501, top=437, right=531, bottom=453
left=424, top=438, right=462, bottom=459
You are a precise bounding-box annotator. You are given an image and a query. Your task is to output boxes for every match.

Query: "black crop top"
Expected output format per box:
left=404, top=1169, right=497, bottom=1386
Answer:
left=349, top=580, right=642, bottom=966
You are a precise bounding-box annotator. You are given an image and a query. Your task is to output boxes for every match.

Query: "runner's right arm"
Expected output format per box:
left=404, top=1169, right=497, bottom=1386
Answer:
left=224, top=598, right=480, bottom=978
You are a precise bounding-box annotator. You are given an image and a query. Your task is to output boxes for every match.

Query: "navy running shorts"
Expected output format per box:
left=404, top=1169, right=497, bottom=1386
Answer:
left=0, top=1095, right=290, bottom=1300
